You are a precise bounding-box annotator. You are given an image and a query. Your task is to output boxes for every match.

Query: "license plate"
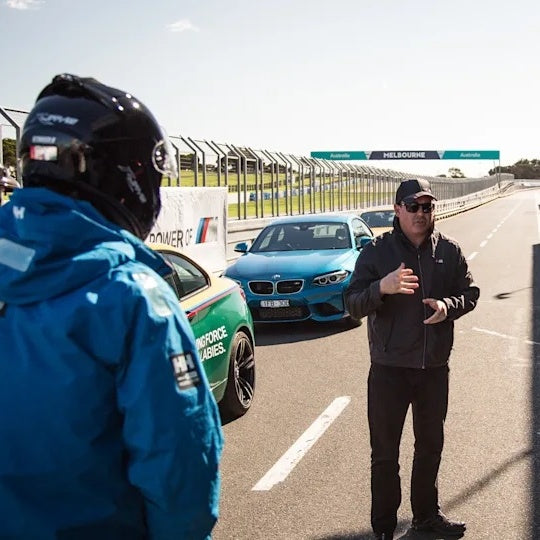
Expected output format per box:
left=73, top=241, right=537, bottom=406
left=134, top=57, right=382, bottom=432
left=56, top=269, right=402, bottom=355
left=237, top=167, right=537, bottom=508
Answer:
left=260, top=299, right=290, bottom=308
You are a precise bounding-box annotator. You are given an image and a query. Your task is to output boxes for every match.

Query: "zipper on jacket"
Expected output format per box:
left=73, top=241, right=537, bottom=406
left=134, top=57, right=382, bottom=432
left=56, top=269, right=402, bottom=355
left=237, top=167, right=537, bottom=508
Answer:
left=417, top=251, right=427, bottom=369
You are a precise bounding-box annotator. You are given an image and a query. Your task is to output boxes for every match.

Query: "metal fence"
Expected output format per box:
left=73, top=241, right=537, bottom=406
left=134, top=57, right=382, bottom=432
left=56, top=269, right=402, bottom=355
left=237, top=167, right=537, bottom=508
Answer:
left=1, top=106, right=511, bottom=220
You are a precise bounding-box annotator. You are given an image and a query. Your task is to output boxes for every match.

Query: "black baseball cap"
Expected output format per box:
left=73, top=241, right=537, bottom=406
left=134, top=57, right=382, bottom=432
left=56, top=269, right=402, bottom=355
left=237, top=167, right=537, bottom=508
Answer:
left=395, top=178, right=436, bottom=204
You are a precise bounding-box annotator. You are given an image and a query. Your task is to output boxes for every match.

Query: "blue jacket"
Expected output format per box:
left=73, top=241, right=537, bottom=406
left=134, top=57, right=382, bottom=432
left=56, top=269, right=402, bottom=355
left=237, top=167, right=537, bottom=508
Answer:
left=0, top=188, right=224, bottom=539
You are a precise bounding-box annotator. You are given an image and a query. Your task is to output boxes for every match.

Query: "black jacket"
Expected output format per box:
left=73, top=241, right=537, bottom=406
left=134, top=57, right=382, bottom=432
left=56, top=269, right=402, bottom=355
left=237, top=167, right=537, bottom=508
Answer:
left=344, top=219, right=480, bottom=368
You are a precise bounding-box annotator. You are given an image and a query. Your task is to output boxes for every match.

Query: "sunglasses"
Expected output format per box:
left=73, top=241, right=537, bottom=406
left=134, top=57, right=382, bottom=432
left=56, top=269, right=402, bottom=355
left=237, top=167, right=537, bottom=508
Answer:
left=400, top=201, right=434, bottom=214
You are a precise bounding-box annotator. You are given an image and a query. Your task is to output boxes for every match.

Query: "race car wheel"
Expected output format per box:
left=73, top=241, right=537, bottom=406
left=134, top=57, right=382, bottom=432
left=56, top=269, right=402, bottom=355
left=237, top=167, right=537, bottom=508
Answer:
left=219, top=330, right=255, bottom=421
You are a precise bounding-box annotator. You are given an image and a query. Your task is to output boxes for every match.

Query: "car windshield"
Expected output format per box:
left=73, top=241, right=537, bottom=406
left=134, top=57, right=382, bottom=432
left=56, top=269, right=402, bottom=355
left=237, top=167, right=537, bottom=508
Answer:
left=251, top=221, right=351, bottom=252
left=360, top=211, right=394, bottom=227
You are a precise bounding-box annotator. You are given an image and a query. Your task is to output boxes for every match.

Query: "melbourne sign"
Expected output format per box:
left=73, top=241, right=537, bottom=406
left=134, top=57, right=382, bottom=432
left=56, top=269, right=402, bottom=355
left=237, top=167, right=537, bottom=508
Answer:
left=311, top=150, right=500, bottom=161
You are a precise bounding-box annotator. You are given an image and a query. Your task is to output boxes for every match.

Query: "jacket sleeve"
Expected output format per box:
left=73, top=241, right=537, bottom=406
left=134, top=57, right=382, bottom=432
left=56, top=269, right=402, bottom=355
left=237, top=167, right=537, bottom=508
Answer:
left=442, top=243, right=480, bottom=321
left=344, top=242, right=385, bottom=320
left=116, top=271, right=223, bottom=540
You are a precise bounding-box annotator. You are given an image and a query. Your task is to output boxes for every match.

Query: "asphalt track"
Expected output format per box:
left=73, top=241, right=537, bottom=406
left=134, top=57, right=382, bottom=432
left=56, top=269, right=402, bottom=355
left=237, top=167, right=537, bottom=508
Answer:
left=213, top=189, right=539, bottom=540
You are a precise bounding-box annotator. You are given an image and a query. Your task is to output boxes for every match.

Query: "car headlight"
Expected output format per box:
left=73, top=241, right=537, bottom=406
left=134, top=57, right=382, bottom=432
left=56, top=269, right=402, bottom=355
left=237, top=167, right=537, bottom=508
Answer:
left=229, top=279, right=248, bottom=298
left=312, top=270, right=349, bottom=286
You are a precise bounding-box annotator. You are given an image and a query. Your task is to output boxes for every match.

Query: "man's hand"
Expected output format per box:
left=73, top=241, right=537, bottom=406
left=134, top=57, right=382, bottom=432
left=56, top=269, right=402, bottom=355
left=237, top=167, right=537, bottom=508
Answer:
left=423, top=298, right=448, bottom=324
left=379, top=262, right=419, bottom=295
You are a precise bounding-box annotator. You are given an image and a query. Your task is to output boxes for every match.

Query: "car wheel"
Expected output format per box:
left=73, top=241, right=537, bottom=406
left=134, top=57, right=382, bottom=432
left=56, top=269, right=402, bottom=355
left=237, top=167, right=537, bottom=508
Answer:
left=219, top=330, right=255, bottom=421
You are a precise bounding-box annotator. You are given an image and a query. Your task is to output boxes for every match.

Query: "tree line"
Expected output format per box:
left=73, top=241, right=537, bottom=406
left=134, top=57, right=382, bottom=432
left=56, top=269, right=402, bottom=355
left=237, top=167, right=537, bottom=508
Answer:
left=489, top=159, right=540, bottom=179
left=1, top=139, right=16, bottom=170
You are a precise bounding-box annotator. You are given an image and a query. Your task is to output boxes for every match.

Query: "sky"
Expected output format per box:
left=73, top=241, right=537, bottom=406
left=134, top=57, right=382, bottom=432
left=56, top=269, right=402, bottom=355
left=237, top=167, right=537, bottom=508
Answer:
left=2, top=0, right=539, bottom=178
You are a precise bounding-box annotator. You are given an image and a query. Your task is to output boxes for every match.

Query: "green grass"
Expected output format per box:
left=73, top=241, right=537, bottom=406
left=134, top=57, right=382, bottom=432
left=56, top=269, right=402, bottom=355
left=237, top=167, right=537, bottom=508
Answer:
left=161, top=171, right=393, bottom=219
left=162, top=170, right=366, bottom=190
left=229, top=191, right=392, bottom=219
left=162, top=170, right=274, bottom=189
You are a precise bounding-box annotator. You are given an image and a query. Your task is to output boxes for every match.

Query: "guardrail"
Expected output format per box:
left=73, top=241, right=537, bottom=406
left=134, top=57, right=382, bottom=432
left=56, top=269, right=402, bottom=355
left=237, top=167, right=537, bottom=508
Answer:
left=225, top=181, right=517, bottom=266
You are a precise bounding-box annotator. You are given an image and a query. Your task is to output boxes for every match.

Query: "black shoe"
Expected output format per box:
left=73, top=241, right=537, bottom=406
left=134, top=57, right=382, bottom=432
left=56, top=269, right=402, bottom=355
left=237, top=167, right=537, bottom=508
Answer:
left=374, top=533, right=393, bottom=540
left=412, top=512, right=466, bottom=535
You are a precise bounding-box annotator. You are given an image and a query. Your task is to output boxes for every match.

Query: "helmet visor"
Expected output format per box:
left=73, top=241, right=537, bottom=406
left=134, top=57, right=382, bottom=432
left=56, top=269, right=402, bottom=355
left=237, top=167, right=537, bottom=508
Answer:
left=152, top=131, right=178, bottom=180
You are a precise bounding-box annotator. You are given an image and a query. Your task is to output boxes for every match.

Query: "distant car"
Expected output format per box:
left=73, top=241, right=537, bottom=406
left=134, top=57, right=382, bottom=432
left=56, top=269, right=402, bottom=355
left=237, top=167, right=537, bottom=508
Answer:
left=224, top=213, right=374, bottom=325
left=249, top=191, right=273, bottom=201
left=359, top=208, right=395, bottom=236
left=151, top=244, right=256, bottom=421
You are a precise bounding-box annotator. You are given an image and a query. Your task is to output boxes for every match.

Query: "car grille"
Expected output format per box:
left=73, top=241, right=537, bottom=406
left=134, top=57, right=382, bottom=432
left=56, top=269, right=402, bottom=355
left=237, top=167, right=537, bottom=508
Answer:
left=313, top=302, right=343, bottom=316
left=249, top=281, right=274, bottom=294
left=249, top=279, right=304, bottom=295
left=253, top=306, right=309, bottom=321
left=276, top=280, right=303, bottom=294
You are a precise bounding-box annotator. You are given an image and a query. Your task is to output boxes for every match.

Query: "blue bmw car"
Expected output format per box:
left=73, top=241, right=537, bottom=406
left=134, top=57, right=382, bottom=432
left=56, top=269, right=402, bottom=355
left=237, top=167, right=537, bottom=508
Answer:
left=224, top=213, right=374, bottom=324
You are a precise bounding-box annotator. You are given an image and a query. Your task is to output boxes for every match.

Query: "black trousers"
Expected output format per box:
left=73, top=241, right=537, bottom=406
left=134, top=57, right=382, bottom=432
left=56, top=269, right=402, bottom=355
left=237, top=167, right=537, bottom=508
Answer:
left=367, top=363, right=449, bottom=534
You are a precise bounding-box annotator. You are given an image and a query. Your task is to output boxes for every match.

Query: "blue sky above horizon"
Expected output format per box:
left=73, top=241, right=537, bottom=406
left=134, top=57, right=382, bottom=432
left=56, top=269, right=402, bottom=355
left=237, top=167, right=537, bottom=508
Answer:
left=2, top=0, right=539, bottom=178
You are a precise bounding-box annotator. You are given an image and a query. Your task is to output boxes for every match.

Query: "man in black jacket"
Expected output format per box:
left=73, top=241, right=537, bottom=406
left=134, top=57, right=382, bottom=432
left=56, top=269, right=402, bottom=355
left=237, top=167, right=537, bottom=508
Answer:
left=344, top=178, right=479, bottom=540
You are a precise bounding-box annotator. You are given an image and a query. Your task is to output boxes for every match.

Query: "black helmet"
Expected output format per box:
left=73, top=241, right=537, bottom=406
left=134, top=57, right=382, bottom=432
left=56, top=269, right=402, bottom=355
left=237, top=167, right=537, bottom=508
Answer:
left=19, top=73, right=177, bottom=239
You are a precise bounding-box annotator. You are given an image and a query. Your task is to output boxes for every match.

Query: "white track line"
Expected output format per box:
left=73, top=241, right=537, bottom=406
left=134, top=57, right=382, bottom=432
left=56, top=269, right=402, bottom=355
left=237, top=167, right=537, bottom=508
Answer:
left=252, top=396, right=351, bottom=491
left=468, top=202, right=519, bottom=260
left=473, top=327, right=540, bottom=346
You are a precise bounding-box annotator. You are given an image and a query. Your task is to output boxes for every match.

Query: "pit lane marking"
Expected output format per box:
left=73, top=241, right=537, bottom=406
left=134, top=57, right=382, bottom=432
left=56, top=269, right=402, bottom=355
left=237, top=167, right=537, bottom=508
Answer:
left=252, top=396, right=350, bottom=491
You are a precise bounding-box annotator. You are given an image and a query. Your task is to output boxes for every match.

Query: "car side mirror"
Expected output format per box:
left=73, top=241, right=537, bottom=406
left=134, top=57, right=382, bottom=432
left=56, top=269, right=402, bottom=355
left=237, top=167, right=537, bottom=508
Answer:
left=234, top=242, right=249, bottom=253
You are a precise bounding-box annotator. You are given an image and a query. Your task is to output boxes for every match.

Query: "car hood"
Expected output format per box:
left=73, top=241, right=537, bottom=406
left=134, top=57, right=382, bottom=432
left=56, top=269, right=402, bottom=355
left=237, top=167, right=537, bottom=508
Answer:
left=225, top=249, right=358, bottom=279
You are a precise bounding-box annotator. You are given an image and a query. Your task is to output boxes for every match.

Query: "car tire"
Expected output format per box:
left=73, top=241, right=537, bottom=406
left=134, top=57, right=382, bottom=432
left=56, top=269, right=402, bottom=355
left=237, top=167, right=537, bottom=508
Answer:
left=219, top=330, right=255, bottom=422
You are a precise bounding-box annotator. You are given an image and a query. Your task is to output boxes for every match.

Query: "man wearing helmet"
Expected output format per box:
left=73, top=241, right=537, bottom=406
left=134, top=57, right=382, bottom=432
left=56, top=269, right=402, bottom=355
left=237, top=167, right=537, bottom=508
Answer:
left=0, top=74, right=223, bottom=539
